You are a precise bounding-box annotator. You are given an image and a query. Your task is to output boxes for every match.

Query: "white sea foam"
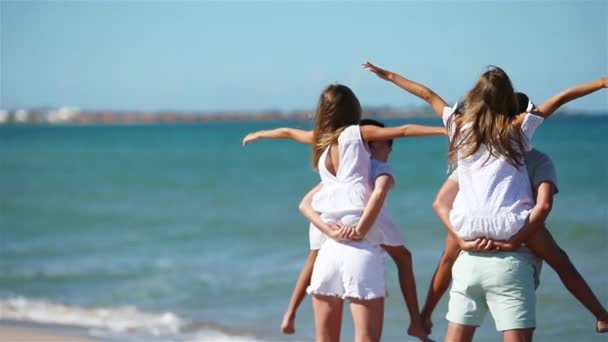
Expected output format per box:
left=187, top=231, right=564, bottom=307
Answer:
left=0, top=296, right=267, bottom=341
left=1, top=296, right=183, bottom=336
left=185, top=331, right=264, bottom=342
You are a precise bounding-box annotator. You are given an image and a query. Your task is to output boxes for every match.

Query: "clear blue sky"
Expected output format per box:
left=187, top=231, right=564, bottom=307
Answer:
left=1, top=1, right=606, bottom=112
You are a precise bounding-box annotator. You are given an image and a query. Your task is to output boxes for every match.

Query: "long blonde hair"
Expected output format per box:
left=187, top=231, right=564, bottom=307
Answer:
left=447, top=66, right=525, bottom=169
left=312, top=84, right=362, bottom=169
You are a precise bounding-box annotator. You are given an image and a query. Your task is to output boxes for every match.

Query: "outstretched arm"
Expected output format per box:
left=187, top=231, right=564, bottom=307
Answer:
left=360, top=124, right=446, bottom=143
left=533, top=77, right=607, bottom=119
left=242, top=128, right=313, bottom=146
left=299, top=183, right=355, bottom=241
left=362, top=61, right=449, bottom=117
left=353, top=174, right=393, bottom=238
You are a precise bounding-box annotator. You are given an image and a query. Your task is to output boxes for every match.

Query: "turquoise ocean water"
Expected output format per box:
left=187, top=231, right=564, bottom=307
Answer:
left=1, top=117, right=606, bottom=341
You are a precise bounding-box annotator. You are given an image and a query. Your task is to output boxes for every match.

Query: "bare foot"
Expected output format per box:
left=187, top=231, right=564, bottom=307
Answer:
left=408, top=322, right=433, bottom=342
left=281, top=314, right=295, bottom=335
left=597, top=318, right=608, bottom=333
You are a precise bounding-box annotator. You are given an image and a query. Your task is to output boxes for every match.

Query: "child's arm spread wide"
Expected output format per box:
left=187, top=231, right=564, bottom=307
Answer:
left=362, top=61, right=448, bottom=117
left=354, top=174, right=393, bottom=238
left=360, top=124, right=446, bottom=142
left=242, top=128, right=313, bottom=146
left=533, top=77, right=607, bottom=119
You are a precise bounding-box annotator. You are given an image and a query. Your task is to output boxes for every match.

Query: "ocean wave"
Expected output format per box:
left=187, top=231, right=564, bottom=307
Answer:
left=0, top=296, right=264, bottom=341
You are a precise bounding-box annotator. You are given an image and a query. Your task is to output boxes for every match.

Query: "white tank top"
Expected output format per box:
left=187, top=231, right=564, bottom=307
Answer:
left=311, top=125, right=383, bottom=244
left=443, top=106, right=545, bottom=240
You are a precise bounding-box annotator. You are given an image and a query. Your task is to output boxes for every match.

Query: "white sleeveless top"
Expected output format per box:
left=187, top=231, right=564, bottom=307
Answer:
left=443, top=105, right=545, bottom=240
left=311, top=125, right=383, bottom=244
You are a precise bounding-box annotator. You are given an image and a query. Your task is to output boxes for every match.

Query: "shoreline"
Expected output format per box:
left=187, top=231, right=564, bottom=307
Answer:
left=2, top=109, right=604, bottom=126
left=0, top=321, right=98, bottom=342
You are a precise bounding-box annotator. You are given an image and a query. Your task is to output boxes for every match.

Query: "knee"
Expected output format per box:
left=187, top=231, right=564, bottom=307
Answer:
left=400, top=247, right=412, bottom=260
left=392, top=247, right=412, bottom=266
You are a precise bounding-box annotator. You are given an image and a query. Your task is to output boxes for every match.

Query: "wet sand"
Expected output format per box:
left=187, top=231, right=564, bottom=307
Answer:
left=0, top=324, right=97, bottom=342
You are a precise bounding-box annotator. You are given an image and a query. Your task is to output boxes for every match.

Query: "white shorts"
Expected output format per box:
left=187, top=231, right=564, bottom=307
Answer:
left=307, top=239, right=386, bottom=300
left=377, top=214, right=406, bottom=246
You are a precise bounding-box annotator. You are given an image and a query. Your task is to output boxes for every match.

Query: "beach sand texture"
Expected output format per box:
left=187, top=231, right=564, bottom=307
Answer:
left=0, top=325, right=97, bottom=342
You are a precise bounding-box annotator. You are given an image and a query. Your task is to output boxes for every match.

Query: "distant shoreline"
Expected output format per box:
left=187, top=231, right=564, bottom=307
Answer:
left=1, top=108, right=606, bottom=126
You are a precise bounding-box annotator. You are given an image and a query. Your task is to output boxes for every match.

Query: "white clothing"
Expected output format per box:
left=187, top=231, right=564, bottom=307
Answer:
left=306, top=239, right=387, bottom=299
left=370, top=160, right=405, bottom=246
left=443, top=106, right=544, bottom=240
left=311, top=125, right=383, bottom=244
left=308, top=125, right=386, bottom=299
left=309, top=223, right=326, bottom=250
left=308, top=159, right=405, bottom=249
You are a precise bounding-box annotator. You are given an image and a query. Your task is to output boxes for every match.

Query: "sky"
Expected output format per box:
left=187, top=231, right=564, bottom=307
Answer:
left=1, top=1, right=607, bottom=113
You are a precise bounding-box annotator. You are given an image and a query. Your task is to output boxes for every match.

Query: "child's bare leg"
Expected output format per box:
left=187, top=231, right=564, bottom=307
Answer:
left=420, top=234, right=461, bottom=334
left=382, top=245, right=430, bottom=341
left=525, top=227, right=608, bottom=333
left=282, top=249, right=318, bottom=334
left=444, top=322, right=476, bottom=342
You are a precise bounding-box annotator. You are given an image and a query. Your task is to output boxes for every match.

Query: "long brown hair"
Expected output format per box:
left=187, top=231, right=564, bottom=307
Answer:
left=447, top=66, right=526, bottom=169
left=311, top=84, right=362, bottom=169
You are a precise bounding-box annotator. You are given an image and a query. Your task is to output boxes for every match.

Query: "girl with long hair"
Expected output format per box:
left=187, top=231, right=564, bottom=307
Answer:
left=363, top=62, right=607, bottom=340
left=244, top=83, right=444, bottom=341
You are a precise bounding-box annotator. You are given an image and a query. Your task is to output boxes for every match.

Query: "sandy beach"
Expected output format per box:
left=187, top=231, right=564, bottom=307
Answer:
left=0, top=324, right=97, bottom=342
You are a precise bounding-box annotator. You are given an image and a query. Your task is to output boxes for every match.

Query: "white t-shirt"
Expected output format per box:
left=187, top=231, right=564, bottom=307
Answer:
left=443, top=105, right=545, bottom=240
left=370, top=160, right=406, bottom=247
left=311, top=125, right=383, bottom=245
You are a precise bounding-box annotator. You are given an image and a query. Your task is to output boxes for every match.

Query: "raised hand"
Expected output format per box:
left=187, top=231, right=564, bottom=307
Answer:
left=362, top=61, right=392, bottom=81
left=242, top=132, right=261, bottom=146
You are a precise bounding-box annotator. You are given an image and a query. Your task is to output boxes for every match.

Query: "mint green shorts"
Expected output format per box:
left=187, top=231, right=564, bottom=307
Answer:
left=446, top=249, right=537, bottom=331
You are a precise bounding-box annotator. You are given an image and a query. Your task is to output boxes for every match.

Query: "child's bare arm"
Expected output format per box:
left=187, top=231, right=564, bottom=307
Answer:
left=354, top=174, right=393, bottom=238
left=360, top=124, right=446, bottom=143
left=433, top=178, right=463, bottom=240
left=433, top=176, right=496, bottom=252
left=533, top=77, right=607, bottom=119
left=362, top=61, right=449, bottom=117
left=242, top=128, right=313, bottom=146
left=495, top=181, right=554, bottom=250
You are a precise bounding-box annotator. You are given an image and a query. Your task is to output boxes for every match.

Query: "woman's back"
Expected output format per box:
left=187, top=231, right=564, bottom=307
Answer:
left=312, top=125, right=383, bottom=243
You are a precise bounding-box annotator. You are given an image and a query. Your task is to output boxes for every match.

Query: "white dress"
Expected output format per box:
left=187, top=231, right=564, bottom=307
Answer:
left=443, top=105, right=544, bottom=240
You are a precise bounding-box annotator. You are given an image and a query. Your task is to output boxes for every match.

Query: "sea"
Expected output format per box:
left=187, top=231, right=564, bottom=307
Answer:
left=1, top=116, right=606, bottom=341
